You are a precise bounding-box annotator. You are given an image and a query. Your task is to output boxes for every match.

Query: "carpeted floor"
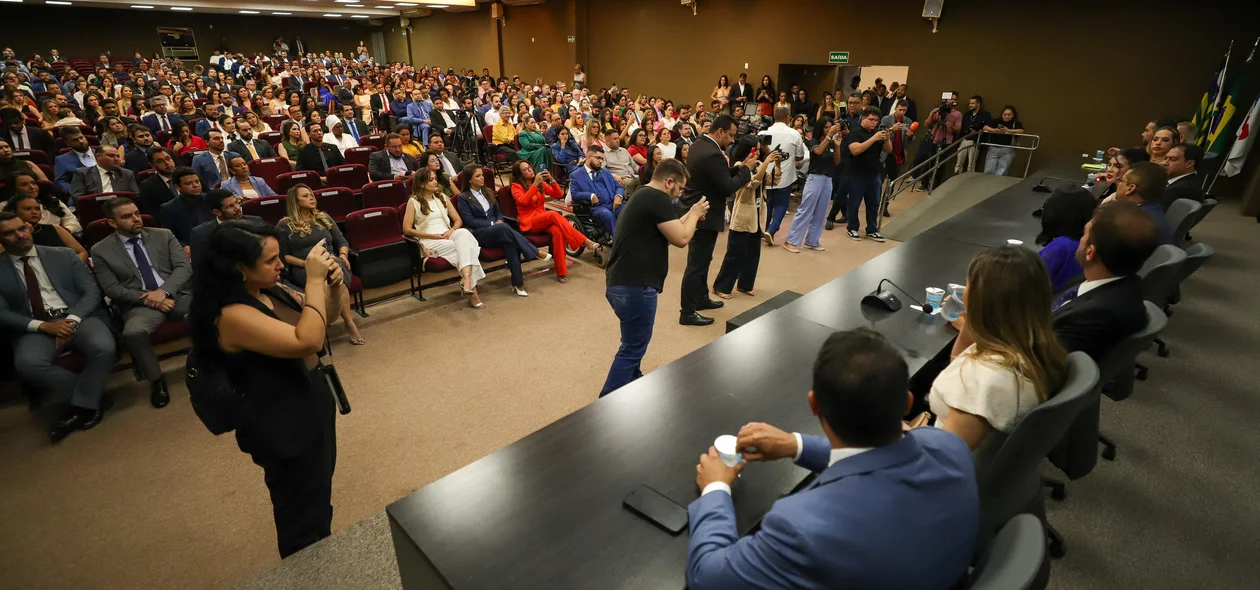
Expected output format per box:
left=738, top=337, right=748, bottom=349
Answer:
left=3, top=188, right=1258, bottom=589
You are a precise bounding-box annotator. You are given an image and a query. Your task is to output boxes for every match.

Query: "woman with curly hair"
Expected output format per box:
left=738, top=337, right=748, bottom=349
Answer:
left=275, top=184, right=365, bottom=344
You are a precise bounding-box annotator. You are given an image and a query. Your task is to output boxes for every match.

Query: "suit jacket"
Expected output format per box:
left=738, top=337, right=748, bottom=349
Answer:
left=686, top=430, right=978, bottom=590
left=454, top=188, right=503, bottom=232
left=89, top=228, right=191, bottom=312
left=141, top=112, right=183, bottom=134
left=367, top=149, right=417, bottom=181
left=1052, top=275, right=1146, bottom=361
left=1161, top=173, right=1205, bottom=211
left=286, top=75, right=308, bottom=93
left=570, top=166, right=624, bottom=209
left=221, top=175, right=277, bottom=198
left=430, top=108, right=456, bottom=139
left=295, top=142, right=345, bottom=176
left=69, top=165, right=140, bottom=197
left=342, top=118, right=369, bottom=143
left=227, top=137, right=278, bottom=162
left=191, top=150, right=241, bottom=191
left=54, top=150, right=97, bottom=195
left=124, top=144, right=157, bottom=175
left=732, top=81, right=755, bottom=105
left=0, top=125, right=57, bottom=160
left=680, top=135, right=752, bottom=231
left=158, top=194, right=215, bottom=246
left=0, top=246, right=105, bottom=334
left=137, top=172, right=178, bottom=217
left=189, top=215, right=265, bottom=268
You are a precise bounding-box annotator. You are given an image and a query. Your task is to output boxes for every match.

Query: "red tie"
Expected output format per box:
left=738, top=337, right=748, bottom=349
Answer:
left=22, top=257, right=51, bottom=321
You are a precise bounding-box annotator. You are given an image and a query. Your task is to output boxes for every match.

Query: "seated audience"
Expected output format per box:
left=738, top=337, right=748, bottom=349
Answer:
left=511, top=159, right=601, bottom=283
left=275, top=184, right=364, bottom=344
left=166, top=119, right=206, bottom=158
left=400, top=88, right=432, bottom=145
left=0, top=210, right=116, bottom=444
left=1, top=107, right=58, bottom=159
left=395, top=125, right=425, bottom=158
left=280, top=119, right=307, bottom=162
left=123, top=124, right=159, bottom=174
left=323, top=115, right=359, bottom=154
left=1159, top=143, right=1205, bottom=209
left=1113, top=161, right=1172, bottom=244
left=368, top=133, right=417, bottom=181
left=417, top=152, right=459, bottom=198
left=1, top=138, right=47, bottom=183
left=191, top=130, right=240, bottom=192
left=1052, top=201, right=1161, bottom=360
left=137, top=147, right=179, bottom=216
left=490, top=106, right=520, bottom=162
left=69, top=145, right=140, bottom=198
left=190, top=189, right=264, bottom=268
left=570, top=145, right=626, bottom=236
left=226, top=123, right=278, bottom=162
left=426, top=135, right=461, bottom=180
left=89, top=196, right=191, bottom=408
left=515, top=116, right=554, bottom=172
left=3, top=189, right=88, bottom=263
left=402, top=169, right=486, bottom=308
left=140, top=96, right=181, bottom=134
left=1094, top=147, right=1148, bottom=200
left=688, top=329, right=978, bottom=589
left=158, top=166, right=214, bottom=248
left=713, top=140, right=781, bottom=299
left=0, top=171, right=81, bottom=232
left=601, top=128, right=641, bottom=192
left=295, top=123, right=345, bottom=183
left=1036, top=186, right=1098, bottom=293
left=222, top=156, right=277, bottom=199
left=454, top=164, right=550, bottom=297
left=551, top=127, right=584, bottom=176
left=1146, top=126, right=1177, bottom=165
left=53, top=127, right=98, bottom=194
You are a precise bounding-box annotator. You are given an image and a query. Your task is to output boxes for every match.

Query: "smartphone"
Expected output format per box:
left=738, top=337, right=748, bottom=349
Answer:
left=623, top=485, right=688, bottom=534
left=940, top=91, right=953, bottom=101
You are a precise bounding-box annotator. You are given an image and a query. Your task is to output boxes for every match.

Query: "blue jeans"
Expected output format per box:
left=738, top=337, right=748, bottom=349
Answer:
left=600, top=285, right=658, bottom=397
left=984, top=146, right=1014, bottom=176
left=765, top=186, right=792, bottom=236
left=785, top=174, right=831, bottom=248
left=845, top=173, right=881, bottom=232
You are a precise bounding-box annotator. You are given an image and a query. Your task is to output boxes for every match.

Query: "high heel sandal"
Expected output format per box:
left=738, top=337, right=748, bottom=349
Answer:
left=468, top=289, right=484, bottom=308
left=712, top=290, right=732, bottom=300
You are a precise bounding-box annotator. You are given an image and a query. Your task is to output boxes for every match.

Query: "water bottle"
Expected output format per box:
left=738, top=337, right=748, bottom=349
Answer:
left=941, top=283, right=965, bottom=322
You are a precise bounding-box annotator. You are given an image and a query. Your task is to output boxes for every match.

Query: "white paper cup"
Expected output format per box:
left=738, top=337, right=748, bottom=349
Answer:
left=1007, top=239, right=1024, bottom=247
left=714, top=435, right=742, bottom=467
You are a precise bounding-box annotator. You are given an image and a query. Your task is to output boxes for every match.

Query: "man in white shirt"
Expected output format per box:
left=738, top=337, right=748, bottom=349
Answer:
left=191, top=130, right=240, bottom=191
left=758, top=107, right=806, bottom=244
left=484, top=97, right=503, bottom=126
left=70, top=146, right=140, bottom=197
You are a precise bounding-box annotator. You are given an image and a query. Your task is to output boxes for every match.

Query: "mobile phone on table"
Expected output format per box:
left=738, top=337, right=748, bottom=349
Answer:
left=623, top=485, right=688, bottom=535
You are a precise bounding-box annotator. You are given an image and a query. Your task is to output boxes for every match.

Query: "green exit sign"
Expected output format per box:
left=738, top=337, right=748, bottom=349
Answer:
left=829, top=51, right=849, bottom=64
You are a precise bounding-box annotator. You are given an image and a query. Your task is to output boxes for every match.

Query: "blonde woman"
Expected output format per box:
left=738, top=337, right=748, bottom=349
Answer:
left=1147, top=126, right=1177, bottom=165
left=402, top=169, right=487, bottom=308
left=928, top=246, right=1067, bottom=466
left=244, top=111, right=272, bottom=133
left=581, top=119, right=605, bottom=152
left=275, top=184, right=365, bottom=344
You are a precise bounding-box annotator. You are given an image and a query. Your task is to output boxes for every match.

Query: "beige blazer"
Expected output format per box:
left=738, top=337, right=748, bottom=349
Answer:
left=729, top=160, right=781, bottom=234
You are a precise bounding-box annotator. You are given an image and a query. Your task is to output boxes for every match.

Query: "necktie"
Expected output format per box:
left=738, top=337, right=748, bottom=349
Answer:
left=21, top=257, right=50, bottom=321
left=246, top=141, right=259, bottom=160
left=105, top=170, right=115, bottom=192
left=349, top=121, right=360, bottom=142
left=161, top=114, right=169, bottom=131
left=317, top=145, right=329, bottom=172
left=127, top=237, right=161, bottom=291
left=168, top=178, right=178, bottom=197
left=1051, top=285, right=1080, bottom=311
left=216, top=154, right=228, bottom=181
left=14, top=132, right=23, bottom=149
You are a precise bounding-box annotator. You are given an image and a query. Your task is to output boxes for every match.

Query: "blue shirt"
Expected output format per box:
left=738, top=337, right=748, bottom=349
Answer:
left=1137, top=201, right=1173, bottom=244
left=118, top=232, right=166, bottom=290
left=1039, top=235, right=1083, bottom=293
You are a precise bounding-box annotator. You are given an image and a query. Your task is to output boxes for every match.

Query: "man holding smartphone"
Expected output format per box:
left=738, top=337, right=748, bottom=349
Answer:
left=843, top=108, right=892, bottom=242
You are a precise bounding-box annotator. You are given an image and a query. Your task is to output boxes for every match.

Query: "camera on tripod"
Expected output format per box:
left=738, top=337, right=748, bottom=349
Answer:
left=936, top=91, right=954, bottom=116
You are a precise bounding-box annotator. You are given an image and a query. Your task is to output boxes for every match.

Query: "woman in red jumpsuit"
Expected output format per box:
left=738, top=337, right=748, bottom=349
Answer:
left=510, top=161, right=606, bottom=282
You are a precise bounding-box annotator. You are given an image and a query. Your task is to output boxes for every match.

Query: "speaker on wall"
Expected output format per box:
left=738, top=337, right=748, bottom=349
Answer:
left=922, top=0, right=944, bottom=18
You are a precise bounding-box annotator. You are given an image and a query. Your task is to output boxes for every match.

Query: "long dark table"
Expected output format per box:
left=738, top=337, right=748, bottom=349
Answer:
left=386, top=169, right=1062, bottom=589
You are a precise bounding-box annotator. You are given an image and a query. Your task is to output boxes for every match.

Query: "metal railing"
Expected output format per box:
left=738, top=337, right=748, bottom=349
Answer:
left=877, top=130, right=1041, bottom=228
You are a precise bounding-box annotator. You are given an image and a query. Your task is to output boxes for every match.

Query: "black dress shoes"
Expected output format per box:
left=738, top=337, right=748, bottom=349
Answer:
left=680, top=312, right=715, bottom=326
left=697, top=299, right=725, bottom=311
left=79, top=396, right=112, bottom=430
left=151, top=379, right=171, bottom=409
left=48, top=408, right=86, bottom=443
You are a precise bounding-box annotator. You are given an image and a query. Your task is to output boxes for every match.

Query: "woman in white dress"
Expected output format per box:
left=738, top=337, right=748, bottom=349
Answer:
left=402, top=169, right=487, bottom=308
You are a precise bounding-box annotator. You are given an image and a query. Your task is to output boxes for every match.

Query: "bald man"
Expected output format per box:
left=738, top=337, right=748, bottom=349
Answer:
left=69, top=145, right=141, bottom=197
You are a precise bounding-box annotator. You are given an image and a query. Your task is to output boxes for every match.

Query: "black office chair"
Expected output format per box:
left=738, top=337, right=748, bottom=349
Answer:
left=1168, top=243, right=1215, bottom=307
left=977, top=352, right=1100, bottom=559
left=1136, top=245, right=1186, bottom=371
left=1165, top=198, right=1203, bottom=249
left=967, top=514, right=1049, bottom=590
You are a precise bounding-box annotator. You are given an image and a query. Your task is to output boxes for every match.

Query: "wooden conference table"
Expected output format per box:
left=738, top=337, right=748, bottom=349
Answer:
left=385, top=169, right=1063, bottom=589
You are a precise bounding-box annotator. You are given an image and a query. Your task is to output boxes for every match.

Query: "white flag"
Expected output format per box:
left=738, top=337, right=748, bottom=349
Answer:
left=1224, top=95, right=1260, bottom=177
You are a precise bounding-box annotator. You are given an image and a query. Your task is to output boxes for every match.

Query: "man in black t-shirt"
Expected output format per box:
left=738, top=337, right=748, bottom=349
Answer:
left=600, top=159, right=710, bottom=398
left=843, top=107, right=891, bottom=241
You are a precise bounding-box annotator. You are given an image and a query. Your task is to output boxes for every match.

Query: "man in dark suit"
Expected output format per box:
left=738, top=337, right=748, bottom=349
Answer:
left=0, top=212, right=117, bottom=443
left=141, top=97, right=181, bottom=135
left=1159, top=143, right=1205, bottom=210
left=1052, top=202, right=1160, bottom=360
left=190, top=190, right=265, bottom=268
left=427, top=134, right=461, bottom=180
left=369, top=85, right=393, bottom=131
left=455, top=179, right=543, bottom=295
left=123, top=124, right=159, bottom=174
left=69, top=146, right=140, bottom=198
left=53, top=127, right=98, bottom=195
left=158, top=166, right=215, bottom=248
left=677, top=115, right=755, bottom=326
left=137, top=147, right=180, bottom=216
left=89, top=197, right=191, bottom=408
left=368, top=133, right=417, bottom=181
left=338, top=104, right=368, bottom=146
left=429, top=99, right=458, bottom=145
left=286, top=68, right=308, bottom=94
left=731, top=73, right=755, bottom=112
left=1, top=107, right=57, bottom=160
left=226, top=124, right=277, bottom=163
left=295, top=123, right=345, bottom=182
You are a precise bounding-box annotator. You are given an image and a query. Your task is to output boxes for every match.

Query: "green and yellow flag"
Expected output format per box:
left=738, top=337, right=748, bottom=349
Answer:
left=1206, top=39, right=1256, bottom=155
left=1192, top=50, right=1229, bottom=147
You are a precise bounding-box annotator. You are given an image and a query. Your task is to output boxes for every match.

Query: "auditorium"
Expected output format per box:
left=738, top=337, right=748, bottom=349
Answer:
left=1, top=0, right=1259, bottom=588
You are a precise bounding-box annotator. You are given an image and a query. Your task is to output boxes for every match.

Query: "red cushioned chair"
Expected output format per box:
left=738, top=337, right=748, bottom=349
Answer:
left=495, top=185, right=553, bottom=249
left=136, top=168, right=157, bottom=183
left=193, top=98, right=208, bottom=108
left=155, top=130, right=172, bottom=146
left=359, top=134, right=386, bottom=151
left=343, top=146, right=376, bottom=167
left=75, top=191, right=136, bottom=225
left=275, top=170, right=321, bottom=195
left=82, top=214, right=157, bottom=249
left=13, top=149, right=50, bottom=167
left=454, top=166, right=495, bottom=193
left=361, top=179, right=408, bottom=210
left=344, top=207, right=412, bottom=309
left=242, top=195, right=287, bottom=226
left=258, top=131, right=282, bottom=146
left=312, top=187, right=358, bottom=223
left=248, top=157, right=290, bottom=190
left=326, top=164, right=369, bottom=193
left=263, top=115, right=285, bottom=131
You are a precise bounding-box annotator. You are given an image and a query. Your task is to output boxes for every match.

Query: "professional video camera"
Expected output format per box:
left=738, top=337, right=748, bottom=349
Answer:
left=935, top=91, right=954, bottom=116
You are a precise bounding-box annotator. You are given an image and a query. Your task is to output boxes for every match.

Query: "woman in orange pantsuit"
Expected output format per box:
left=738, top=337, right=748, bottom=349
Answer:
left=510, top=160, right=605, bottom=283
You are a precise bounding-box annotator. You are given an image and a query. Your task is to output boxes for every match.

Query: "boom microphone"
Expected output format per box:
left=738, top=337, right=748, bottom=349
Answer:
left=862, top=279, right=934, bottom=314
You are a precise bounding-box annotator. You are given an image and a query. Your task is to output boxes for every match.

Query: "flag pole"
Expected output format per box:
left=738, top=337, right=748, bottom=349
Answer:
left=1204, top=36, right=1259, bottom=194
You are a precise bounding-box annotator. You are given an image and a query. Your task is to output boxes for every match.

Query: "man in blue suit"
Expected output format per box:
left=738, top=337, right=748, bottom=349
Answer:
left=569, top=145, right=625, bottom=236
left=190, top=130, right=240, bottom=192
left=140, top=97, right=181, bottom=135
left=399, top=88, right=432, bottom=145
left=688, top=328, right=979, bottom=590
left=53, top=127, right=97, bottom=195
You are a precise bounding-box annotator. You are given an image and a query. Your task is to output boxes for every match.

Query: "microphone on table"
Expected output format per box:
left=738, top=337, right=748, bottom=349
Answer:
left=862, top=279, right=933, bottom=314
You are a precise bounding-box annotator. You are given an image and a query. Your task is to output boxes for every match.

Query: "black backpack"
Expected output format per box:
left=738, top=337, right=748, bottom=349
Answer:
left=186, top=347, right=239, bottom=435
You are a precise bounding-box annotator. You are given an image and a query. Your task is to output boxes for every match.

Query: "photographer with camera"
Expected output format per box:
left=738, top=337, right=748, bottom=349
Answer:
left=843, top=108, right=892, bottom=242
left=911, top=91, right=962, bottom=191
left=758, top=107, right=806, bottom=245
left=825, top=94, right=863, bottom=230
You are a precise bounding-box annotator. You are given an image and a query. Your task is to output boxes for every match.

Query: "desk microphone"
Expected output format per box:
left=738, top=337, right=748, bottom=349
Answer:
left=862, top=279, right=933, bottom=314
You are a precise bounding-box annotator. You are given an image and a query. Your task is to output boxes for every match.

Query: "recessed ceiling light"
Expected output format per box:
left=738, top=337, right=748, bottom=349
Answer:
left=0, top=0, right=25, bottom=4
left=429, top=4, right=449, bottom=7
left=395, top=2, right=417, bottom=6
left=46, top=0, right=72, bottom=4
left=271, top=11, right=291, bottom=15
left=351, top=14, right=370, bottom=18
left=131, top=4, right=154, bottom=8
left=239, top=9, right=259, bottom=13
left=345, top=3, right=363, bottom=6
left=335, top=0, right=357, bottom=3
left=170, top=6, right=193, bottom=10
left=322, top=13, right=342, bottom=17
